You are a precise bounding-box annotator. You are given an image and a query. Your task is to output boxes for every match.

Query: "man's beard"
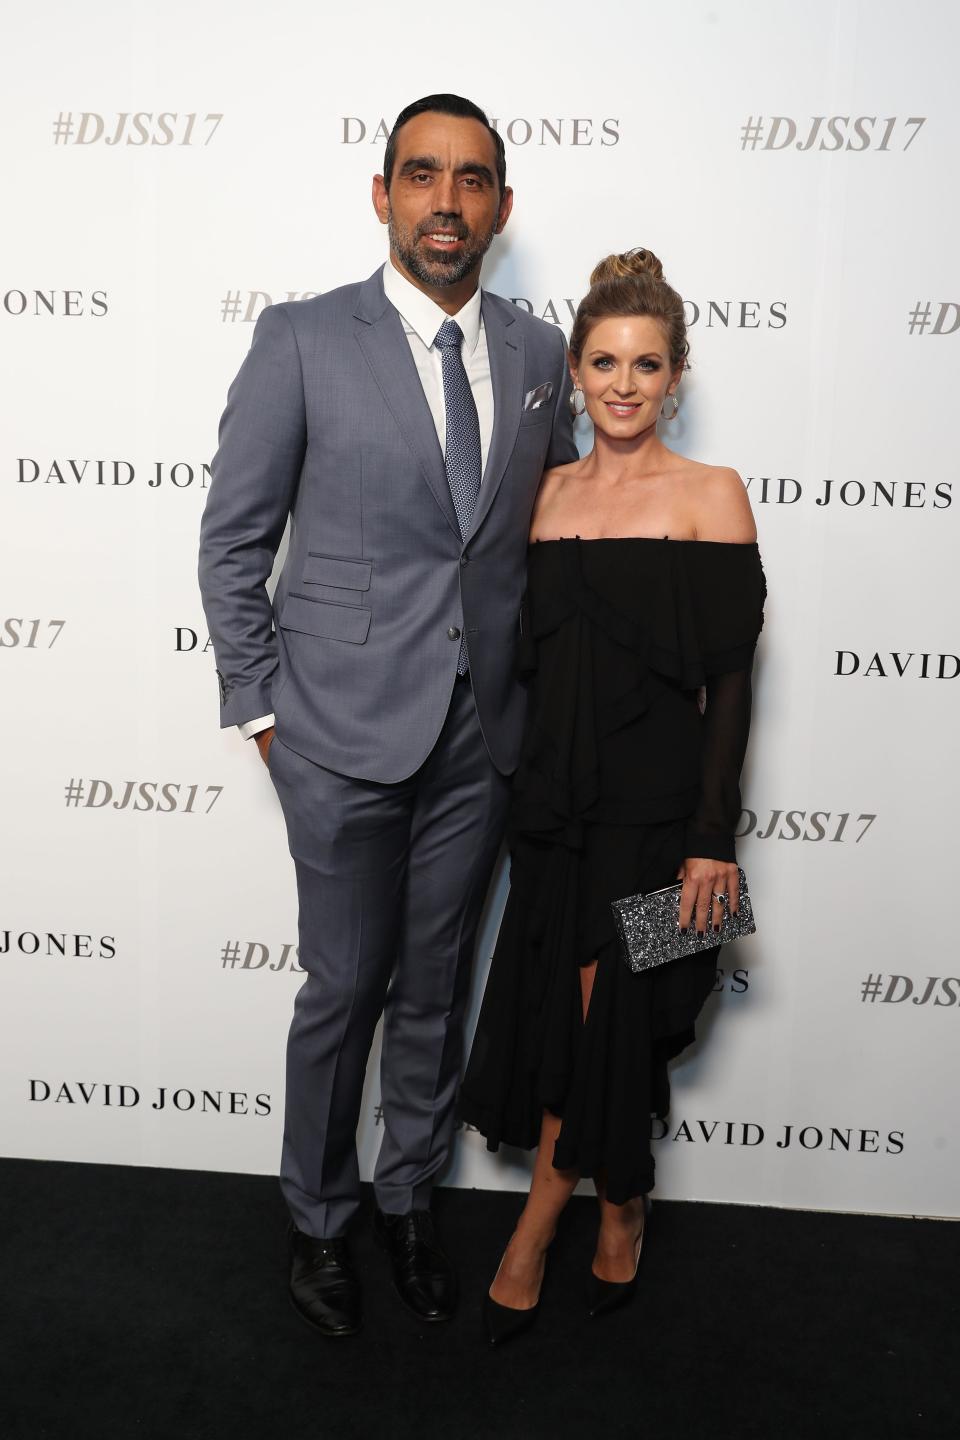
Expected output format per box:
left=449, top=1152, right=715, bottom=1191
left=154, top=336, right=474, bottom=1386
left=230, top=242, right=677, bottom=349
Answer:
left=388, top=211, right=496, bottom=287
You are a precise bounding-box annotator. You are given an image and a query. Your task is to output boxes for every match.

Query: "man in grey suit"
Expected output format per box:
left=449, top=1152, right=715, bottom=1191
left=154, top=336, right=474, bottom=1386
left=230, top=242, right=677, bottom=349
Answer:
left=199, top=93, right=576, bottom=1337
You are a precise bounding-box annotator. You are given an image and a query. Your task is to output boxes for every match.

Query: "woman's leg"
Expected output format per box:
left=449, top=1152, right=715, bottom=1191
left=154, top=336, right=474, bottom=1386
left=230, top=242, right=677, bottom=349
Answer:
left=488, top=959, right=600, bottom=1308
left=592, top=1185, right=647, bottom=1280
left=587, top=948, right=646, bottom=1280
left=487, top=1110, right=579, bottom=1307
left=593, top=1178, right=648, bottom=1280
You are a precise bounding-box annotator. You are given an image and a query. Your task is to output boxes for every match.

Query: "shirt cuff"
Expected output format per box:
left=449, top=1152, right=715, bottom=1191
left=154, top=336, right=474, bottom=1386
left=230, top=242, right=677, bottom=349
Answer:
left=238, top=714, right=275, bottom=741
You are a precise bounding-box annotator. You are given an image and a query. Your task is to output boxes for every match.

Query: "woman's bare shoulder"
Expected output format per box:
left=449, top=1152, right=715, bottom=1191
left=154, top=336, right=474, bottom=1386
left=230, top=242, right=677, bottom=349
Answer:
left=533, top=458, right=583, bottom=506
left=529, top=458, right=584, bottom=537
left=689, top=463, right=757, bottom=543
left=540, top=457, right=585, bottom=488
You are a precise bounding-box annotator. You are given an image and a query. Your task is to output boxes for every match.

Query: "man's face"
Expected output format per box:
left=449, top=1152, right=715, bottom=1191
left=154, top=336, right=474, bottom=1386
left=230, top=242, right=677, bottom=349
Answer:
left=373, top=112, right=513, bottom=288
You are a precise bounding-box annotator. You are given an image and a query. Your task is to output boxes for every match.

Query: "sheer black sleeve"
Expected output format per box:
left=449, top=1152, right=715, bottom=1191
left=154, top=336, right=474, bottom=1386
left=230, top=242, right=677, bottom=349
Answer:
left=681, top=542, right=765, bottom=863
left=684, top=665, right=753, bottom=863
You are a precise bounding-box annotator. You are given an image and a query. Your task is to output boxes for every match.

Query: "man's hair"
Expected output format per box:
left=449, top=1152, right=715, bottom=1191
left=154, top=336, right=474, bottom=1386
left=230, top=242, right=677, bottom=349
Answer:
left=383, top=94, right=507, bottom=195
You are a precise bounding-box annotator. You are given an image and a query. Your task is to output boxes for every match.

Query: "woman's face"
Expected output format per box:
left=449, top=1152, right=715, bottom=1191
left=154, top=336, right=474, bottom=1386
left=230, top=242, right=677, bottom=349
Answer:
left=571, top=314, right=681, bottom=440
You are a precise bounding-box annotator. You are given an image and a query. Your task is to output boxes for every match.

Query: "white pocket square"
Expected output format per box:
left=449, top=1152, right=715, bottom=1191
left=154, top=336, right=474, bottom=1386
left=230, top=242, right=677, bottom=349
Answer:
left=523, top=382, right=553, bottom=411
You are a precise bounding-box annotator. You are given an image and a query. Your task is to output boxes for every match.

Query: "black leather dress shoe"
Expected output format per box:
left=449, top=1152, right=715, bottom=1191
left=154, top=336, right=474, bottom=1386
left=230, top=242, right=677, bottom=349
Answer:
left=288, top=1225, right=362, bottom=1337
left=373, top=1207, right=457, bottom=1322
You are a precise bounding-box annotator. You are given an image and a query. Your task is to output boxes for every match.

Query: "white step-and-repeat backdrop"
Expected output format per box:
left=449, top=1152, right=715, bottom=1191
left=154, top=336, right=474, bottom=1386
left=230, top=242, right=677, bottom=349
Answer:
left=2, top=0, right=957, bottom=1218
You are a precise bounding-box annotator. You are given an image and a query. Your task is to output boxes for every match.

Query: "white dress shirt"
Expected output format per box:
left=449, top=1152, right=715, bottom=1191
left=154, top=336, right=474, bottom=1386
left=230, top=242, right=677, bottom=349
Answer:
left=239, top=259, right=495, bottom=741
left=381, top=257, right=494, bottom=475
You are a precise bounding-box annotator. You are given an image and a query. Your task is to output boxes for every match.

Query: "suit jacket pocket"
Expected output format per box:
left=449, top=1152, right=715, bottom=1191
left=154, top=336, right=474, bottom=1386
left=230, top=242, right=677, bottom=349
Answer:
left=303, top=554, right=372, bottom=590
left=279, top=592, right=372, bottom=644
left=517, top=404, right=554, bottom=429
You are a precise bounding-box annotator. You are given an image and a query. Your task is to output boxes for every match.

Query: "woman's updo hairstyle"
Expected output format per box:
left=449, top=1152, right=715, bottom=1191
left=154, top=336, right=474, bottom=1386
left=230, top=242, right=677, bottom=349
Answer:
left=568, top=247, right=689, bottom=371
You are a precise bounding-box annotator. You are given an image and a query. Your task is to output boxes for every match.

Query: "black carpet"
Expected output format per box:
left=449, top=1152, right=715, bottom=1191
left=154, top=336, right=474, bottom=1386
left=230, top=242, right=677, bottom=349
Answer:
left=1, top=1158, right=956, bottom=1440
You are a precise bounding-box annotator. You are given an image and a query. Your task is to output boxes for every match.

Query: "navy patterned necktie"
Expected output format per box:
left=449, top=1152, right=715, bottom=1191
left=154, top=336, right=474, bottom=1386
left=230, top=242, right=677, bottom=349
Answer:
left=434, top=317, right=482, bottom=538
left=434, top=316, right=482, bottom=673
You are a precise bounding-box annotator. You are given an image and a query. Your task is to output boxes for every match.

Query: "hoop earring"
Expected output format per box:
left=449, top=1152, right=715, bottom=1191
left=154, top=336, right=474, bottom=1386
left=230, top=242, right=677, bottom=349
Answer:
left=569, top=387, right=586, bottom=418
left=661, top=393, right=679, bottom=422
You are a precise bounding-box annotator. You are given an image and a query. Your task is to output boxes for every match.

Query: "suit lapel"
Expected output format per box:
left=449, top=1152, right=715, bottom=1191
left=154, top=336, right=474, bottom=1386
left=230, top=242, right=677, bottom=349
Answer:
left=468, top=293, right=524, bottom=539
left=353, top=271, right=460, bottom=538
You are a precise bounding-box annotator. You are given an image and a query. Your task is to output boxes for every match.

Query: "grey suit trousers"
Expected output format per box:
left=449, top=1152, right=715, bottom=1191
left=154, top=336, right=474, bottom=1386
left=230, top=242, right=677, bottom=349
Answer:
left=270, top=676, right=510, bottom=1238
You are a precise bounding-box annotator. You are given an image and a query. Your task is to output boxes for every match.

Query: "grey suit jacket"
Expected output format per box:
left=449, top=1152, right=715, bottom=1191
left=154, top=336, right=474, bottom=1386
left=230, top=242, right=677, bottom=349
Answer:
left=198, top=267, right=577, bottom=781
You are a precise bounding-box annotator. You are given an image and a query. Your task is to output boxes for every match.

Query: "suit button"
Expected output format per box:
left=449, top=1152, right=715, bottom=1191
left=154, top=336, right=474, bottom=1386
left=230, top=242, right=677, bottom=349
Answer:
left=447, top=626, right=461, bottom=641
left=460, top=553, right=469, bottom=566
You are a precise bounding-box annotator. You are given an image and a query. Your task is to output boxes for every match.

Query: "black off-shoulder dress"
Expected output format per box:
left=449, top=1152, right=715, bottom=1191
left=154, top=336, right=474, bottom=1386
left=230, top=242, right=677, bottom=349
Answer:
left=460, top=538, right=766, bottom=1203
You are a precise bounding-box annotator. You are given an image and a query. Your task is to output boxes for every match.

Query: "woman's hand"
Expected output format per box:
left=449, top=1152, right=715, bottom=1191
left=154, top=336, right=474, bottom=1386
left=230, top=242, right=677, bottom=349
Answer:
left=676, top=858, right=740, bottom=936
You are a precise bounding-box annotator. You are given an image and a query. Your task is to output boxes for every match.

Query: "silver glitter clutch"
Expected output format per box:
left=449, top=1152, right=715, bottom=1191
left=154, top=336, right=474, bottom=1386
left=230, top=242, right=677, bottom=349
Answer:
left=611, top=867, right=756, bottom=973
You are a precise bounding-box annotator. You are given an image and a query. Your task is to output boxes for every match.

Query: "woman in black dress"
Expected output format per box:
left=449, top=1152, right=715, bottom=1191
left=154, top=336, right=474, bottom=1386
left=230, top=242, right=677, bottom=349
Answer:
left=460, top=248, right=765, bottom=1343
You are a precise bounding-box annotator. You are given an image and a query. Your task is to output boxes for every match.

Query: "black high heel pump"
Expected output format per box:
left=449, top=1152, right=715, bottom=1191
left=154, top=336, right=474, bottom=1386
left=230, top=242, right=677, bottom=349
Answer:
left=482, top=1290, right=540, bottom=1346
left=483, top=1242, right=548, bottom=1347
left=586, top=1195, right=651, bottom=1318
